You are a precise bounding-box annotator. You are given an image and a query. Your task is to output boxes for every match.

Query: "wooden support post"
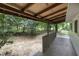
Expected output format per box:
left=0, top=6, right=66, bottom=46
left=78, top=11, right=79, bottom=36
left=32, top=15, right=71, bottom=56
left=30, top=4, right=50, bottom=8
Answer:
left=47, top=22, right=49, bottom=35
left=47, top=22, right=51, bottom=35
left=55, top=24, right=58, bottom=32
left=74, top=20, right=78, bottom=33
left=70, top=23, right=72, bottom=31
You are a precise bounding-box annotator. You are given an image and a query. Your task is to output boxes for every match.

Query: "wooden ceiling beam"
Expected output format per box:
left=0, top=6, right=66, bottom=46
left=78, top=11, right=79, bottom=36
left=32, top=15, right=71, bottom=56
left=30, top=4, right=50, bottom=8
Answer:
left=21, top=3, right=34, bottom=11
left=51, top=14, right=66, bottom=20
left=26, top=10, right=36, bottom=14
left=41, top=7, right=67, bottom=18
left=50, top=17, right=65, bottom=23
left=52, top=16, right=65, bottom=22
left=39, top=15, right=65, bottom=24
left=51, top=15, right=66, bottom=21
left=34, top=3, right=62, bottom=16
left=49, top=12, right=66, bottom=20
left=26, top=10, right=43, bottom=18
left=53, top=19, right=65, bottom=24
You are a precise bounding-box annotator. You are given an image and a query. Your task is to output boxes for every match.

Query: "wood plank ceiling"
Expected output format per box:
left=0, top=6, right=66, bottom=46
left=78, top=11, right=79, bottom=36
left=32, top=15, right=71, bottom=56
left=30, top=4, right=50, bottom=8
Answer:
left=0, top=3, right=67, bottom=24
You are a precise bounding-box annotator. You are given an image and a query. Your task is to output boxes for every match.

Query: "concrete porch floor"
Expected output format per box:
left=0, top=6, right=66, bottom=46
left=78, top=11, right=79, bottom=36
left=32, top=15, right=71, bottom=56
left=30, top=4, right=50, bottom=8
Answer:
left=43, top=33, right=77, bottom=56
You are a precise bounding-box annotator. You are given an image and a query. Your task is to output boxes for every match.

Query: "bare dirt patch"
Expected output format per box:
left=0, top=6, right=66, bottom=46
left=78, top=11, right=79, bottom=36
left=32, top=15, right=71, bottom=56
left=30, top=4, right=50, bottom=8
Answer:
left=0, top=34, right=45, bottom=56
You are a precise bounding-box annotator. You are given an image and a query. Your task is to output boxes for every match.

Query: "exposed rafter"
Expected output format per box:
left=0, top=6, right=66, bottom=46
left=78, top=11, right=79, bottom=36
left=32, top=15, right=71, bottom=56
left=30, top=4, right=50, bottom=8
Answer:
left=34, top=3, right=62, bottom=16
left=26, top=10, right=36, bottom=14
left=53, top=19, right=65, bottom=24
left=41, top=7, right=67, bottom=18
left=41, top=15, right=65, bottom=24
left=50, top=16, right=65, bottom=23
left=21, top=3, right=34, bottom=11
left=51, top=15, right=66, bottom=21
left=49, top=12, right=66, bottom=20
left=52, top=16, right=65, bottom=22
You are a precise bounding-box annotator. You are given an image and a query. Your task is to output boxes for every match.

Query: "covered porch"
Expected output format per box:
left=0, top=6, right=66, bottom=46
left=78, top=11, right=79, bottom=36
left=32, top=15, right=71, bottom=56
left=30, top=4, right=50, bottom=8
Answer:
left=0, top=3, right=78, bottom=56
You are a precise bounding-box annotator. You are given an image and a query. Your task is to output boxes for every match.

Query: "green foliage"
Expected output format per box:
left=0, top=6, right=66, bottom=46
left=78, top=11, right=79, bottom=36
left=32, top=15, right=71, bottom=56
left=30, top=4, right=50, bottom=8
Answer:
left=58, top=22, right=71, bottom=31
